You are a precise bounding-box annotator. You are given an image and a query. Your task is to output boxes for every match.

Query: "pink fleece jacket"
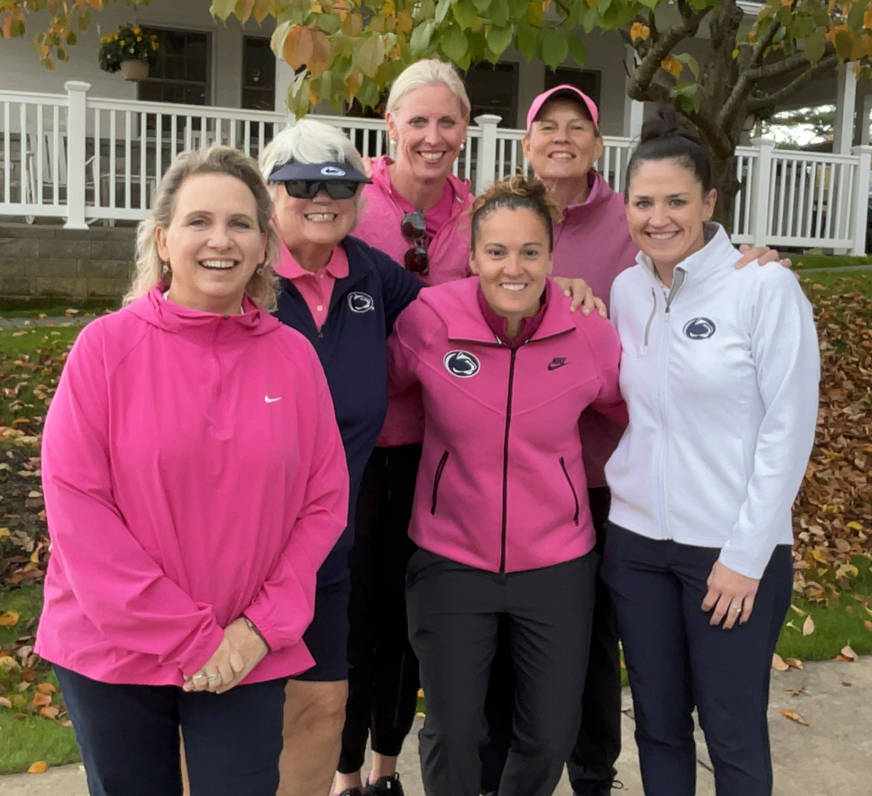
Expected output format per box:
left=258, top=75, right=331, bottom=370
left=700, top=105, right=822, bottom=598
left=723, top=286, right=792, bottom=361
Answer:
left=355, top=157, right=475, bottom=448
left=552, top=171, right=639, bottom=488
left=36, top=287, right=349, bottom=686
left=389, top=277, right=626, bottom=573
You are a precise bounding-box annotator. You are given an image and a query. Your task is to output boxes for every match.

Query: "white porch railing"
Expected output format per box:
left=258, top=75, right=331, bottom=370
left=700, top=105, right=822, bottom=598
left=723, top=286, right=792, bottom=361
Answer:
left=1, top=81, right=870, bottom=253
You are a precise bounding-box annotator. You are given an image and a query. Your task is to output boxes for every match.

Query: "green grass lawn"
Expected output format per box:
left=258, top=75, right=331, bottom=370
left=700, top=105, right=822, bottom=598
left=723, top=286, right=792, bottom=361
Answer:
left=792, top=254, right=872, bottom=269
left=799, top=270, right=872, bottom=296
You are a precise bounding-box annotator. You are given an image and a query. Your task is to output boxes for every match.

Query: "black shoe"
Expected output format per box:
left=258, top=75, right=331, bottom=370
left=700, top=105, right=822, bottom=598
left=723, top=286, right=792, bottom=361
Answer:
left=336, top=789, right=363, bottom=796
left=364, top=774, right=405, bottom=796
left=574, top=780, right=624, bottom=796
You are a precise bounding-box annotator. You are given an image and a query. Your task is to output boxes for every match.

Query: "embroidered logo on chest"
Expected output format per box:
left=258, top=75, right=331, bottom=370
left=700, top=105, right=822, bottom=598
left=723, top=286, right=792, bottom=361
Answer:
left=683, top=317, right=716, bottom=340
left=547, top=357, right=568, bottom=371
left=443, top=350, right=481, bottom=378
left=348, top=292, right=375, bottom=313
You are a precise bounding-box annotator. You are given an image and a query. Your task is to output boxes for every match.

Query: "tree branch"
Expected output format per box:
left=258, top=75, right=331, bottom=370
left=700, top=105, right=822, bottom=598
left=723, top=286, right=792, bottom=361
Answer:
left=626, top=6, right=710, bottom=101
left=748, top=47, right=834, bottom=81
left=747, top=53, right=839, bottom=112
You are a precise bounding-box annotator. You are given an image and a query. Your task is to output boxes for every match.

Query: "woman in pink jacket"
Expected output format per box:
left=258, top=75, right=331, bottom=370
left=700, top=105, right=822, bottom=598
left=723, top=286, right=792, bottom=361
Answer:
left=388, top=175, right=627, bottom=796
left=36, top=146, right=349, bottom=796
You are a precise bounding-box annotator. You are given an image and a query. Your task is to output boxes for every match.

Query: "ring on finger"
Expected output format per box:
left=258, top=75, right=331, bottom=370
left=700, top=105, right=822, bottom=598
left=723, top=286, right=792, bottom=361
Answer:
left=206, top=673, right=221, bottom=684
left=193, top=672, right=207, bottom=682
left=731, top=603, right=743, bottom=613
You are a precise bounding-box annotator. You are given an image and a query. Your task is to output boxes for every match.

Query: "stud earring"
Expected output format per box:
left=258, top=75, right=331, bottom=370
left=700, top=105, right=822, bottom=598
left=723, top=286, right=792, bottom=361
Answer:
left=460, top=142, right=465, bottom=151
left=162, top=262, right=169, bottom=275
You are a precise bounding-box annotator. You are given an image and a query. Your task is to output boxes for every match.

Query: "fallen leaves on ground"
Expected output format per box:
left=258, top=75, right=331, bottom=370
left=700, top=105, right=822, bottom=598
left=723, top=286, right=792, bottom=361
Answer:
left=27, top=761, right=48, bottom=774
left=772, top=653, right=790, bottom=671
left=834, top=645, right=860, bottom=662
left=794, top=283, right=872, bottom=603
left=802, top=615, right=815, bottom=636
left=781, top=708, right=809, bottom=726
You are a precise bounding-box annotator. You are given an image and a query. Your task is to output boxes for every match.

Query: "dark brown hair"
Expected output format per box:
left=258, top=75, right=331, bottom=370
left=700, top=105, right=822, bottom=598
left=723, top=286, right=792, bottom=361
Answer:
left=470, top=174, right=556, bottom=251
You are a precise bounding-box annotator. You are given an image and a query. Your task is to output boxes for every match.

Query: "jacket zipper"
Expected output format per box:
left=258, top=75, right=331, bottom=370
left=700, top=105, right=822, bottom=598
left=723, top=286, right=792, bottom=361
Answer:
left=654, top=268, right=686, bottom=539
left=559, top=456, right=580, bottom=525
left=643, top=288, right=657, bottom=347
left=431, top=450, right=449, bottom=514
left=449, top=328, right=575, bottom=572
left=500, top=348, right=518, bottom=572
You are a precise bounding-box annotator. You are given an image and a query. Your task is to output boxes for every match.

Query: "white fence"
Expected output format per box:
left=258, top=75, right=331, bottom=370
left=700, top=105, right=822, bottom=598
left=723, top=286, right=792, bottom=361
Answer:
left=1, top=81, right=870, bottom=253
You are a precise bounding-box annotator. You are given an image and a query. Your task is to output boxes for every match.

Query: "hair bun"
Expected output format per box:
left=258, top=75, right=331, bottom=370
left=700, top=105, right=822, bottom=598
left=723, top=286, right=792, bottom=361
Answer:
left=639, top=106, right=702, bottom=149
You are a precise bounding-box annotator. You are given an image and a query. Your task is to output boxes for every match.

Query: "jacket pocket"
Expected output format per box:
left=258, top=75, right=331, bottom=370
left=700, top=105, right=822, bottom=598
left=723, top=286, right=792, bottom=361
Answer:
left=559, top=457, right=580, bottom=526
left=431, top=450, right=449, bottom=515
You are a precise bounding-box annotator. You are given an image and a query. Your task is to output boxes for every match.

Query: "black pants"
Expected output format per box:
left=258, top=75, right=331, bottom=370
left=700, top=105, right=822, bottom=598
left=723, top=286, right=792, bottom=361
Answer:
left=408, top=549, right=598, bottom=796
left=481, top=487, right=621, bottom=795
left=338, top=444, right=422, bottom=773
left=54, top=666, right=287, bottom=796
left=602, top=523, right=793, bottom=796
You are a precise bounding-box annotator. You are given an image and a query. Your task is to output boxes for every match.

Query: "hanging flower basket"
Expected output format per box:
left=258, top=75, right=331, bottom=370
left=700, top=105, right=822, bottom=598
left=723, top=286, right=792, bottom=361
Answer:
left=98, top=25, right=159, bottom=78
left=120, top=59, right=149, bottom=81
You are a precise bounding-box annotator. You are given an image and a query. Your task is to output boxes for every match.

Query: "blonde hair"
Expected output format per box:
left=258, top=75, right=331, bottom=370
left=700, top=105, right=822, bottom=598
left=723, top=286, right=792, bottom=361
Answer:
left=125, top=146, right=279, bottom=310
left=386, top=59, right=471, bottom=120
left=260, top=118, right=367, bottom=191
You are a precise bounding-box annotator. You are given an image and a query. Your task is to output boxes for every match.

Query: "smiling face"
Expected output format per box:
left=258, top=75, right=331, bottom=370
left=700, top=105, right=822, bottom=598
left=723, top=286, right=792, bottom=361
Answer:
left=522, top=99, right=603, bottom=185
left=271, top=181, right=360, bottom=258
left=625, top=158, right=717, bottom=276
left=471, top=206, right=553, bottom=335
left=156, top=173, right=267, bottom=315
left=386, top=83, right=469, bottom=184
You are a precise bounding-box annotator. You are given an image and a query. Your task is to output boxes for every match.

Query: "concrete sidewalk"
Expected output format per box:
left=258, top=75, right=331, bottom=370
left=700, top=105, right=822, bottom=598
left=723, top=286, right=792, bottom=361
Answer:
left=2, top=658, right=870, bottom=795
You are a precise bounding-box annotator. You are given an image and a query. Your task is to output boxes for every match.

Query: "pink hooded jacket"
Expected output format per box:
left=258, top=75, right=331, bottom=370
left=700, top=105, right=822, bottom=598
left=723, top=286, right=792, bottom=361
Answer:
left=551, top=171, right=639, bottom=488
left=389, top=277, right=626, bottom=573
left=36, top=287, right=349, bottom=686
left=355, top=156, right=475, bottom=448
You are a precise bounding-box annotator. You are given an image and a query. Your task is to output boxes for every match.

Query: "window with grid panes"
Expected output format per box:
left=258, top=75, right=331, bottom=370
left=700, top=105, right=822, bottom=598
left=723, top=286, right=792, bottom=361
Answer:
left=465, top=62, right=519, bottom=128
left=544, top=68, right=601, bottom=110
left=138, top=29, right=211, bottom=106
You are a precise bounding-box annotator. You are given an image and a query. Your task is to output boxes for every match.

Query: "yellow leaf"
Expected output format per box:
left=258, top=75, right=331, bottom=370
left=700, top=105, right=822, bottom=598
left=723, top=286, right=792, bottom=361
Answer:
left=865, top=8, right=872, bottom=30
left=784, top=657, right=803, bottom=670
left=27, top=761, right=48, bottom=774
left=630, top=22, right=650, bottom=42
left=846, top=521, right=863, bottom=532
left=310, top=0, right=322, bottom=10
left=0, top=527, right=9, bottom=540
left=780, top=708, right=809, bottom=726
left=802, top=615, right=815, bottom=636
left=0, top=655, right=19, bottom=670
left=0, top=611, right=20, bottom=628
left=660, top=55, right=683, bottom=79
left=811, top=548, right=829, bottom=564
left=772, top=653, right=790, bottom=671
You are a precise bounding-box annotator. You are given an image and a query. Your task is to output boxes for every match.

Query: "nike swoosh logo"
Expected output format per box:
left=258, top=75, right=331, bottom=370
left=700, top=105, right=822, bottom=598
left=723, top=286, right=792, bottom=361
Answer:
left=547, top=362, right=568, bottom=371
left=264, top=396, right=282, bottom=403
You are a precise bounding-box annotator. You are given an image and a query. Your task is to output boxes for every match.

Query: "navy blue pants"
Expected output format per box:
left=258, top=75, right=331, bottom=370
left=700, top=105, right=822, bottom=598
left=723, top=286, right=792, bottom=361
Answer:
left=602, top=524, right=792, bottom=796
left=55, top=666, right=287, bottom=796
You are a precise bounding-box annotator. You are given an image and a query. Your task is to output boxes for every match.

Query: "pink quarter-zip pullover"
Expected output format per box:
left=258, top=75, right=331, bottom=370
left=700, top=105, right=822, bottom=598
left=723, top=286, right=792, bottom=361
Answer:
left=36, top=287, right=349, bottom=686
left=355, top=157, right=476, bottom=449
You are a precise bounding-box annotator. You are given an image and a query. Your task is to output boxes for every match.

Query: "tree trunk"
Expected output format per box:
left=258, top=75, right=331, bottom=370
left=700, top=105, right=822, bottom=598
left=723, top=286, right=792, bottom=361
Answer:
left=709, top=152, right=739, bottom=233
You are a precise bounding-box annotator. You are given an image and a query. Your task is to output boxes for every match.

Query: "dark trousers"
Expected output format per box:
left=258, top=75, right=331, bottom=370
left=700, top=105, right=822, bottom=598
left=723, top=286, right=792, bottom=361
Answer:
left=602, top=523, right=793, bottom=796
left=54, top=666, right=287, bottom=796
left=408, top=549, right=598, bottom=796
left=481, top=487, right=621, bottom=795
left=338, top=444, right=422, bottom=773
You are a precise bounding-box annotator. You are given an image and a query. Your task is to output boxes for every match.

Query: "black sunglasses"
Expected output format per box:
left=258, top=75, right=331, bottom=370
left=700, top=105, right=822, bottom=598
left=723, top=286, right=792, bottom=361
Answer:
left=401, top=211, right=429, bottom=275
left=283, top=179, right=360, bottom=200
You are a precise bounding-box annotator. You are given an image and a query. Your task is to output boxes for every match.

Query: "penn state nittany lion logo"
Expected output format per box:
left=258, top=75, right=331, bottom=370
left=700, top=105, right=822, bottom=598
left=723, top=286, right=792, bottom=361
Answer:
left=443, top=350, right=481, bottom=378
left=321, top=165, right=346, bottom=177
left=348, top=292, right=375, bottom=313
left=683, top=317, right=716, bottom=340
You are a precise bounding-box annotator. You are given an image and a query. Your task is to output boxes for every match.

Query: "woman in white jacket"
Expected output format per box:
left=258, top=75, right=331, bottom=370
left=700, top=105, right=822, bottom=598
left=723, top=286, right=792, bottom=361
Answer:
left=603, top=109, right=819, bottom=796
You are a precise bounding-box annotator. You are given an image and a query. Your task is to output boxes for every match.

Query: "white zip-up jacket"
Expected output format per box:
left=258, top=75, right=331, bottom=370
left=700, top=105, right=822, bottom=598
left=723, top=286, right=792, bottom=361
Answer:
left=606, top=224, right=820, bottom=579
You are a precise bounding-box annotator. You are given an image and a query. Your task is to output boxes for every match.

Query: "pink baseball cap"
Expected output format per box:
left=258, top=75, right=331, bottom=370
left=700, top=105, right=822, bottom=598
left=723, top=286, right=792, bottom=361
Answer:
left=526, top=85, right=599, bottom=130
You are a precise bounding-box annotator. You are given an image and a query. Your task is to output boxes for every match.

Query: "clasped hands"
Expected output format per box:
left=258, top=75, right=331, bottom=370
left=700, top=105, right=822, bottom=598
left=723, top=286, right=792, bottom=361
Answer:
left=183, top=617, right=268, bottom=695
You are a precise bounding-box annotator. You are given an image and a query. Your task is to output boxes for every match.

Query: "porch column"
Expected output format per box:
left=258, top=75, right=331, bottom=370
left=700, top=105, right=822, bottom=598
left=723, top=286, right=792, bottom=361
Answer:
left=860, top=92, right=872, bottom=146
left=623, top=46, right=644, bottom=139
left=275, top=57, right=295, bottom=115
left=849, top=145, right=872, bottom=255
left=64, top=81, right=90, bottom=231
left=834, top=63, right=858, bottom=155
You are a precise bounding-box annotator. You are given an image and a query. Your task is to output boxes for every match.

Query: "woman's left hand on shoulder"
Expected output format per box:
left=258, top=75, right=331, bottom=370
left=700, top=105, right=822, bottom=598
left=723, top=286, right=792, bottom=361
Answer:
left=701, top=560, right=760, bottom=629
left=734, top=244, right=792, bottom=270
left=553, top=276, right=607, bottom=317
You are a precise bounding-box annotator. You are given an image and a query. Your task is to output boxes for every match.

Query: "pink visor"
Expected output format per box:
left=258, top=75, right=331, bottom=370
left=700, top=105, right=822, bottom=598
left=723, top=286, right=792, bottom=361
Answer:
left=526, top=85, right=599, bottom=130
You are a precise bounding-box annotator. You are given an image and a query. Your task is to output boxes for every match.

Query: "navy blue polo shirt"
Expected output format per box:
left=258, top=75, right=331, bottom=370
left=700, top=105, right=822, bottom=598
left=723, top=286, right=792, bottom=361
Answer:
left=275, top=235, right=424, bottom=585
